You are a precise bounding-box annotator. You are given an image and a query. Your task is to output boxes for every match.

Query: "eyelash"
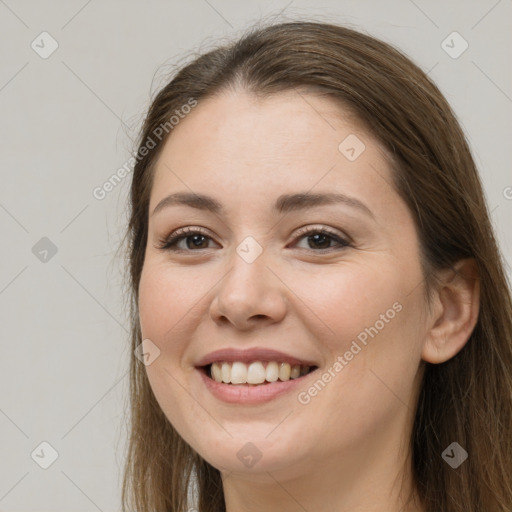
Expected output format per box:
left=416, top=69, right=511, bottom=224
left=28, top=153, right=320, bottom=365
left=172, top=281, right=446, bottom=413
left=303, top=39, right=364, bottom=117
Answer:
left=156, top=225, right=351, bottom=253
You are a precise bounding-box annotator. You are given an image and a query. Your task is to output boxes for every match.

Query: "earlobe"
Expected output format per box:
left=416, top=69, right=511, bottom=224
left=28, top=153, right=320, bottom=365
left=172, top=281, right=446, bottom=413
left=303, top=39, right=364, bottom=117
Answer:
left=421, top=258, right=480, bottom=364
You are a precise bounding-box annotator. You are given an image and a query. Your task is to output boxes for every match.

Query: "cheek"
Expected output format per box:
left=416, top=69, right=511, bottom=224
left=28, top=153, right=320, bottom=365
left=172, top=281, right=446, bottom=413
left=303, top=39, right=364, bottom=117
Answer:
left=287, top=261, right=424, bottom=426
left=289, top=261, right=409, bottom=352
left=138, top=263, right=200, bottom=350
left=137, top=263, right=209, bottom=440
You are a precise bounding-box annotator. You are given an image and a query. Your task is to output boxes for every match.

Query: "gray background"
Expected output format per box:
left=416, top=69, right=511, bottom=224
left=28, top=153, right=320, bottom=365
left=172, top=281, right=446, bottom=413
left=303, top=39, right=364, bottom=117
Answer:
left=0, top=1, right=511, bottom=510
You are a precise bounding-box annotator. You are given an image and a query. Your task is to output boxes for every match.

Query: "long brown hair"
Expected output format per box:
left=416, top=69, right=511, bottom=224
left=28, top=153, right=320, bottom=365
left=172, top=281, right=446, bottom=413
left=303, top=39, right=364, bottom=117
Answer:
left=120, top=20, right=512, bottom=511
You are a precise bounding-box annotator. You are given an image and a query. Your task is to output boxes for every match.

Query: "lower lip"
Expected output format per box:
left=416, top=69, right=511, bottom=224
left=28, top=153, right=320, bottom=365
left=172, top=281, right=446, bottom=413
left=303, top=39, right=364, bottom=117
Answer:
left=196, top=367, right=318, bottom=405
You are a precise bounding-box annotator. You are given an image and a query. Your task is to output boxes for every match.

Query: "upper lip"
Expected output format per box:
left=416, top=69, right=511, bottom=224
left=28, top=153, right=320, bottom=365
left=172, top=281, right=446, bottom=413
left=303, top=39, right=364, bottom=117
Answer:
left=195, top=347, right=319, bottom=367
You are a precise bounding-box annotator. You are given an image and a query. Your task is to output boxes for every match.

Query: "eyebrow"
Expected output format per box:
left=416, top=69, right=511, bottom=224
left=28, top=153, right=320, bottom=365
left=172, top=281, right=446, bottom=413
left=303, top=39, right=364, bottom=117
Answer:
left=151, top=191, right=375, bottom=219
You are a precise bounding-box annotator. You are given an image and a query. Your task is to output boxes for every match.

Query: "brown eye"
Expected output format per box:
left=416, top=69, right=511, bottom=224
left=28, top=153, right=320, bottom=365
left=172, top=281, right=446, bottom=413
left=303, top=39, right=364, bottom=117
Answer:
left=292, top=227, right=350, bottom=252
left=156, top=227, right=218, bottom=252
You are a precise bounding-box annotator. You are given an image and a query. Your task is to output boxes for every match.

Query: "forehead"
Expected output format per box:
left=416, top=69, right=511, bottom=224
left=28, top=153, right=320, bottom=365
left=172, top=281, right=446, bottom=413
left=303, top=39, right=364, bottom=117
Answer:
left=157, top=88, right=374, bottom=162
left=149, top=89, right=397, bottom=218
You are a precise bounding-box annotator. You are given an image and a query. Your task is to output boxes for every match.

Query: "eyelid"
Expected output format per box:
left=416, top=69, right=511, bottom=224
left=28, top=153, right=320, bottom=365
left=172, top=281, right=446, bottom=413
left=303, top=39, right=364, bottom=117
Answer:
left=156, top=224, right=352, bottom=252
left=291, top=224, right=352, bottom=245
left=155, top=226, right=216, bottom=251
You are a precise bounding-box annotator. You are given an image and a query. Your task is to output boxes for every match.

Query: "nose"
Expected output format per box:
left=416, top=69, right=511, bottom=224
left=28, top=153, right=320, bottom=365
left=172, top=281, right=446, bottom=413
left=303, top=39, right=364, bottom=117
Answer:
left=209, top=243, right=287, bottom=331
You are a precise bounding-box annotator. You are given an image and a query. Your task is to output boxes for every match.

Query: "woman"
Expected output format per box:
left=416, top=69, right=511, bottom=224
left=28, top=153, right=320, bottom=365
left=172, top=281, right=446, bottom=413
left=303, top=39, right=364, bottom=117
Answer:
left=120, top=21, right=512, bottom=512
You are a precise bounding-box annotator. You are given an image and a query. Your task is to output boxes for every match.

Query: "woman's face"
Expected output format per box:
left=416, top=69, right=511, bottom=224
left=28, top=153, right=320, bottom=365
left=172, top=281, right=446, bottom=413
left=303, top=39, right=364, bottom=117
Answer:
left=138, top=89, right=429, bottom=480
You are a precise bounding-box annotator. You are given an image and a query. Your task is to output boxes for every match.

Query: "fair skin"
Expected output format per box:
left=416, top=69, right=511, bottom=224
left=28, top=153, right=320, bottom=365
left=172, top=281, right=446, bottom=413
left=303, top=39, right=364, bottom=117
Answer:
left=138, top=89, right=479, bottom=512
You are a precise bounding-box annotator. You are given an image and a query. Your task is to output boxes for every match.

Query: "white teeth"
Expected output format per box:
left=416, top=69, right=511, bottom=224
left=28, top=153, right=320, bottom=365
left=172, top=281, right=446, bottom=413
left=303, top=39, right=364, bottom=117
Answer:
left=265, top=361, right=279, bottom=382
left=247, top=361, right=266, bottom=384
left=209, top=361, right=313, bottom=384
left=221, top=362, right=231, bottom=383
left=279, top=362, right=291, bottom=381
left=211, top=362, right=222, bottom=382
left=230, top=362, right=247, bottom=384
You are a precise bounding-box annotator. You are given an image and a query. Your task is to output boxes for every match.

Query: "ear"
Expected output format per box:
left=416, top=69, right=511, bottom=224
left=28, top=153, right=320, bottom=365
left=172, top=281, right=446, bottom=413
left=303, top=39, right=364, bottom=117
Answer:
left=422, top=258, right=480, bottom=364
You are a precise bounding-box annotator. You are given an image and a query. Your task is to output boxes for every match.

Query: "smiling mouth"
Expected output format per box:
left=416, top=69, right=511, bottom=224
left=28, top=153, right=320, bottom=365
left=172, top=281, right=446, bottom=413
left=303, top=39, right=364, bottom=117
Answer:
left=199, top=361, right=319, bottom=386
